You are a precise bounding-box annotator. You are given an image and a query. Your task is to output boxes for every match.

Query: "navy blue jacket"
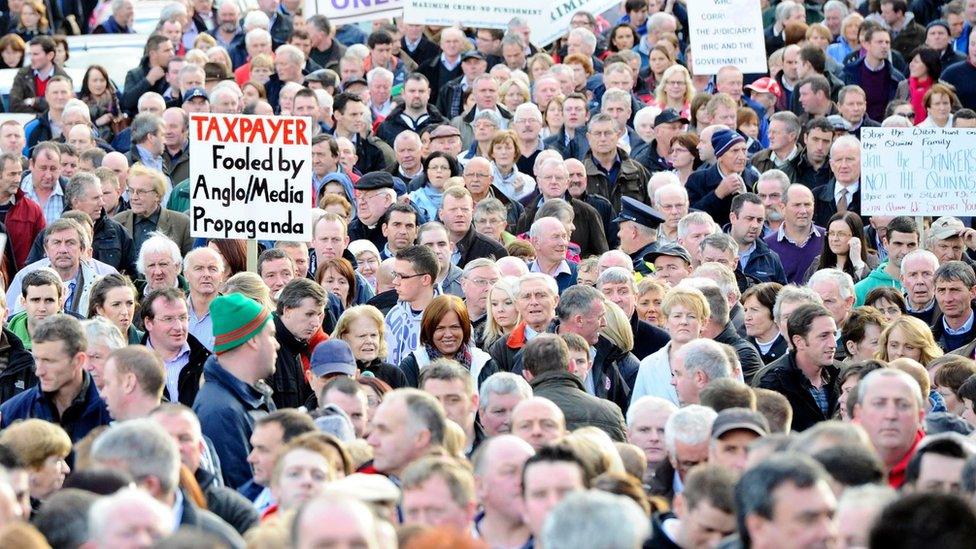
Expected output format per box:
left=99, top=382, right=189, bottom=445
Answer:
left=0, top=370, right=110, bottom=443
left=686, top=164, right=760, bottom=227
left=741, top=235, right=788, bottom=285
left=193, top=356, right=276, bottom=490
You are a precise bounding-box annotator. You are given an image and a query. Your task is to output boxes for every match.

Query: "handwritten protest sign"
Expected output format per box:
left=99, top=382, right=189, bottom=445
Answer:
left=304, top=0, right=404, bottom=25
left=189, top=114, right=313, bottom=241
left=861, top=126, right=976, bottom=217
left=686, top=0, right=767, bottom=75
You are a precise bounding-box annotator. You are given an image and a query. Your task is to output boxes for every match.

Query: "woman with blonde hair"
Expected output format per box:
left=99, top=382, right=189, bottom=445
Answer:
left=398, top=295, right=499, bottom=387
left=332, top=305, right=407, bottom=388
left=498, top=78, right=531, bottom=113
left=630, top=286, right=710, bottom=406
left=653, top=64, right=693, bottom=119
left=875, top=315, right=944, bottom=367
left=0, top=419, right=70, bottom=502
left=636, top=278, right=668, bottom=327
left=601, top=298, right=634, bottom=355
left=483, top=277, right=521, bottom=350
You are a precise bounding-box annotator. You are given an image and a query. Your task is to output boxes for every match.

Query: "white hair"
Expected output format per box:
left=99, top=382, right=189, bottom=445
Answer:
left=367, top=66, right=394, bottom=85
left=830, top=134, right=860, bottom=156
left=634, top=105, right=663, bottom=126
left=568, top=27, right=597, bottom=53
left=243, top=10, right=270, bottom=31
left=807, top=267, right=855, bottom=301
left=542, top=490, right=649, bottom=549
left=901, top=249, right=939, bottom=273
left=514, top=102, right=543, bottom=123
left=136, top=232, right=182, bottom=275
left=652, top=180, right=686, bottom=207
left=244, top=27, right=271, bottom=47
left=63, top=100, right=93, bottom=122
left=664, top=404, right=717, bottom=456
left=626, top=395, right=677, bottom=428
left=517, top=272, right=559, bottom=298
left=183, top=246, right=226, bottom=273
left=89, top=488, right=173, bottom=545
left=882, top=115, right=913, bottom=127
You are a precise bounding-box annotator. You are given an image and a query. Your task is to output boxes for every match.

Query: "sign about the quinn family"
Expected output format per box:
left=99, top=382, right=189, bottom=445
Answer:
left=189, top=114, right=313, bottom=241
left=686, top=0, right=767, bottom=75
left=861, top=126, right=976, bottom=217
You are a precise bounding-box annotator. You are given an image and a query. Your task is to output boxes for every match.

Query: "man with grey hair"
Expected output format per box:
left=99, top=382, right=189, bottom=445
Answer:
left=597, top=266, right=669, bottom=361
left=366, top=66, right=395, bottom=119
left=517, top=159, right=608, bottom=258
left=184, top=246, right=225, bottom=350
left=137, top=232, right=184, bottom=294
left=478, top=372, right=532, bottom=437
left=584, top=113, right=651, bottom=211
left=556, top=284, right=634, bottom=410
left=651, top=404, right=718, bottom=502
left=852, top=368, right=926, bottom=487
left=500, top=32, right=528, bottom=71
left=461, top=257, right=501, bottom=342
left=57, top=170, right=135, bottom=275
left=654, top=183, right=689, bottom=244
left=681, top=277, right=763, bottom=383
left=528, top=216, right=577, bottom=293
left=700, top=232, right=761, bottom=295
left=752, top=111, right=803, bottom=181
left=627, top=396, right=678, bottom=477
left=392, top=130, right=425, bottom=180
left=451, top=73, right=508, bottom=146
left=901, top=249, right=940, bottom=324
left=672, top=339, right=732, bottom=406
left=489, top=273, right=560, bottom=373
left=85, top=487, right=173, bottom=548
left=90, top=419, right=245, bottom=545
left=754, top=169, right=791, bottom=237
left=931, top=260, right=976, bottom=352
left=807, top=268, right=856, bottom=333
left=542, top=490, right=649, bottom=549
left=367, top=388, right=448, bottom=477
left=291, top=494, right=384, bottom=549
left=677, top=211, right=718, bottom=267
left=512, top=103, right=545, bottom=178
left=813, top=135, right=865, bottom=227
left=209, top=84, right=241, bottom=114
left=127, top=112, right=167, bottom=175
left=0, top=314, right=111, bottom=442
left=771, top=284, right=824, bottom=346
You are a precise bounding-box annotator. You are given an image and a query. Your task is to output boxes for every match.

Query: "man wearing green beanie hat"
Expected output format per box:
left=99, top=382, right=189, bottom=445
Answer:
left=192, top=293, right=279, bottom=489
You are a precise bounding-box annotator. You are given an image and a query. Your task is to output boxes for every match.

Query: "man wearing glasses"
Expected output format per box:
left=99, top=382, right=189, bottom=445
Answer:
left=113, top=164, right=192, bottom=256
left=384, top=245, right=439, bottom=366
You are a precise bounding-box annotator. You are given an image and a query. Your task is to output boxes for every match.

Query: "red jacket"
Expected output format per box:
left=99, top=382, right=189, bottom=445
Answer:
left=6, top=189, right=45, bottom=269
left=888, top=429, right=925, bottom=489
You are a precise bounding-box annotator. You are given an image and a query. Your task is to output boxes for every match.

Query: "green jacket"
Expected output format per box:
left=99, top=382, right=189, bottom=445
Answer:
left=854, top=262, right=902, bottom=306
left=7, top=311, right=31, bottom=350
left=166, top=178, right=190, bottom=214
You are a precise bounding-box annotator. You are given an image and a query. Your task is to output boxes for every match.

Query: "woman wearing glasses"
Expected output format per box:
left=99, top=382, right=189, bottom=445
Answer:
left=652, top=64, right=694, bottom=120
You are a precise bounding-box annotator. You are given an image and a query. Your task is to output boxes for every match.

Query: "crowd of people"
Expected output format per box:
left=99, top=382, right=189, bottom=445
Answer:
left=1, top=0, right=976, bottom=547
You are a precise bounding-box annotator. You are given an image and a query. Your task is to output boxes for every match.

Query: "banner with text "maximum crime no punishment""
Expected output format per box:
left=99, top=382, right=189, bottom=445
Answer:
left=189, top=113, right=313, bottom=241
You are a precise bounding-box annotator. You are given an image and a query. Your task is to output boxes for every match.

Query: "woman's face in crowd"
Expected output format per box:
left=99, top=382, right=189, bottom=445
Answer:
left=490, top=287, right=519, bottom=330
left=637, top=289, right=664, bottom=326
left=2, top=47, right=21, bottom=68
left=613, top=28, right=635, bottom=50
left=343, top=316, right=380, bottom=362
left=885, top=326, right=921, bottom=362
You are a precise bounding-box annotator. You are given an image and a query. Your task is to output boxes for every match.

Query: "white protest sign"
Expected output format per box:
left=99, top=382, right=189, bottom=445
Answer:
left=304, top=0, right=404, bottom=25
left=402, top=0, right=617, bottom=47
left=861, top=126, right=976, bottom=216
left=686, top=0, right=767, bottom=75
left=189, top=114, right=313, bottom=241
left=403, top=0, right=548, bottom=35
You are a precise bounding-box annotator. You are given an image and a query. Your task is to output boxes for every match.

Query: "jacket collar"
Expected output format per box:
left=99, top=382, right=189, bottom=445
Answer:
left=202, top=355, right=272, bottom=410
left=529, top=369, right=585, bottom=391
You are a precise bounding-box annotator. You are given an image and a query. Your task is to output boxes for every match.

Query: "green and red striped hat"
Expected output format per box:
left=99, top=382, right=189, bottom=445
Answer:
left=210, top=293, right=271, bottom=354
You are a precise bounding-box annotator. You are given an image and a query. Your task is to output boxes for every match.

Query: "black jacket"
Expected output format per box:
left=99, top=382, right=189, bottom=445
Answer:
left=646, top=456, right=677, bottom=503
left=515, top=192, right=608, bottom=258
left=357, top=358, right=408, bottom=389
left=754, top=351, right=841, bottom=432
left=591, top=336, right=636, bottom=415
left=366, top=290, right=398, bottom=316
left=577, top=189, right=618, bottom=249
left=146, top=332, right=211, bottom=407
left=813, top=179, right=867, bottom=228
left=583, top=148, right=651, bottom=212
left=417, top=55, right=462, bottom=104
left=455, top=225, right=508, bottom=268
left=399, top=352, right=499, bottom=388
left=0, top=328, right=35, bottom=404
left=375, top=103, right=447, bottom=144
left=269, top=314, right=313, bottom=409
left=121, top=57, right=168, bottom=115
left=630, top=312, right=670, bottom=362
left=27, top=209, right=136, bottom=276
left=347, top=216, right=387, bottom=252
left=178, top=489, right=246, bottom=549
left=401, top=34, right=441, bottom=66
left=195, top=468, right=259, bottom=535
left=714, top=321, right=764, bottom=385
left=529, top=370, right=627, bottom=441
left=544, top=129, right=590, bottom=161
left=686, top=164, right=760, bottom=227
left=749, top=333, right=789, bottom=365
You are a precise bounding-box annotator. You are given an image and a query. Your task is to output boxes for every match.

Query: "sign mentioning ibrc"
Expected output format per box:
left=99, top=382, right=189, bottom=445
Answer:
left=189, top=114, right=313, bottom=241
left=304, top=0, right=404, bottom=25
left=861, top=126, right=976, bottom=217
left=686, top=0, right=767, bottom=75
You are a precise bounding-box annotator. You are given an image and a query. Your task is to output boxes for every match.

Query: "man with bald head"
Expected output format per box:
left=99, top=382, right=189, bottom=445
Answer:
left=473, top=435, right=535, bottom=547
left=765, top=184, right=825, bottom=284
left=853, top=368, right=926, bottom=488
left=511, top=397, right=567, bottom=450
left=516, top=160, right=607, bottom=258
left=101, top=152, right=130, bottom=213
left=418, top=27, right=465, bottom=103
left=292, top=495, right=384, bottom=549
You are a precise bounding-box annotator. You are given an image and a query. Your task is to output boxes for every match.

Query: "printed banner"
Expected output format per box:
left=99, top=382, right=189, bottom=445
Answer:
left=304, top=0, right=404, bottom=25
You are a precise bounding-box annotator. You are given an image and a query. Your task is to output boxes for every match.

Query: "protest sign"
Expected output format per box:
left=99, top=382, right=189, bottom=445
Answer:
left=686, top=0, right=767, bottom=75
left=189, top=114, right=313, bottom=241
left=861, top=126, right=976, bottom=217
left=402, top=0, right=617, bottom=47
left=304, top=0, right=404, bottom=25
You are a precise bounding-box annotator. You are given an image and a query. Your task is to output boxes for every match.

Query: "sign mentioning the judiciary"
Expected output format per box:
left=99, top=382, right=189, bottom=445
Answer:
left=189, top=114, right=313, bottom=241
left=861, top=126, right=976, bottom=217
left=686, top=0, right=767, bottom=75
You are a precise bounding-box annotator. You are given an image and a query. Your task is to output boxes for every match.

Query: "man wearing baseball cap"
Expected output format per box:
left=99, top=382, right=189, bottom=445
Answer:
left=193, top=293, right=279, bottom=489
left=708, top=408, right=769, bottom=474
left=687, top=128, right=760, bottom=227
left=633, top=108, right=688, bottom=173
left=927, top=216, right=976, bottom=269
left=303, top=339, right=357, bottom=410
